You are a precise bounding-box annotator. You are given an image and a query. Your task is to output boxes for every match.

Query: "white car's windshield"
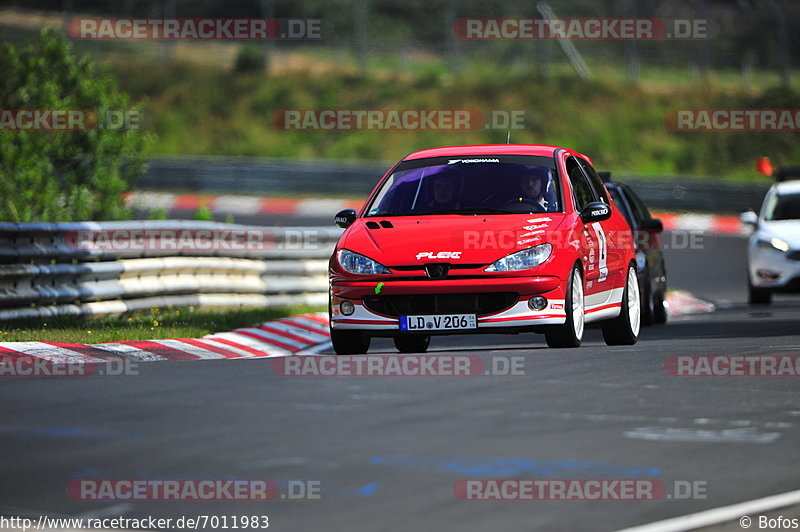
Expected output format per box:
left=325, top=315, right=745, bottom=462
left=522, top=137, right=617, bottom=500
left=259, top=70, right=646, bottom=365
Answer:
left=366, top=155, right=561, bottom=216
left=764, top=192, right=800, bottom=221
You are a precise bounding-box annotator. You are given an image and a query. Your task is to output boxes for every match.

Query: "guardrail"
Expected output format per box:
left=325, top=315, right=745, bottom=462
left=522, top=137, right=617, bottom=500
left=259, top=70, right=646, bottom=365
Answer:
left=0, top=221, right=341, bottom=321
left=139, top=157, right=771, bottom=214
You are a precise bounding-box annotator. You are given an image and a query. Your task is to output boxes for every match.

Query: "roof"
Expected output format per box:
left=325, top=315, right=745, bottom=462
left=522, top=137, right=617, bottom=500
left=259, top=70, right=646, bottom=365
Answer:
left=403, top=144, right=562, bottom=161
left=774, top=180, right=800, bottom=195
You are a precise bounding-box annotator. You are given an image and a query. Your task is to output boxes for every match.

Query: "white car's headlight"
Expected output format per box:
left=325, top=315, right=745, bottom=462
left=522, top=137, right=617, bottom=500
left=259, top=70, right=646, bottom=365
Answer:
left=758, top=237, right=790, bottom=253
left=770, top=237, right=790, bottom=252
left=337, top=249, right=390, bottom=275
left=485, top=243, right=553, bottom=272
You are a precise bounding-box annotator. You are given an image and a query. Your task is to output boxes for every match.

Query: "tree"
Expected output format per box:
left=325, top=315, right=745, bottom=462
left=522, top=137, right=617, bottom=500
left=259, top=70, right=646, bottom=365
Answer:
left=0, top=29, right=153, bottom=222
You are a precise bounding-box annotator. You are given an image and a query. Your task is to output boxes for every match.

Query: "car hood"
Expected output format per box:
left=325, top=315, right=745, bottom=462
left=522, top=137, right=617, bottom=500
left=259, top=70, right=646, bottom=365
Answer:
left=758, top=220, right=800, bottom=249
left=339, top=213, right=568, bottom=267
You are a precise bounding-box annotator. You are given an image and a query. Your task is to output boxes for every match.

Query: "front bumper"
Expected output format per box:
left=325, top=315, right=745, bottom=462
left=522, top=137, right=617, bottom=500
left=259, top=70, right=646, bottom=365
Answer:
left=748, top=243, right=800, bottom=291
left=330, top=276, right=566, bottom=331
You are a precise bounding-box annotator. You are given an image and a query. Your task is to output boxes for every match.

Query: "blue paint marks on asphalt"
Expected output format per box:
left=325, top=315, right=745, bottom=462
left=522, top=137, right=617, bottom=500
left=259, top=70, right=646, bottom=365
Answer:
left=369, top=455, right=661, bottom=478
left=358, top=482, right=380, bottom=496
left=0, top=425, right=139, bottom=440
left=323, top=482, right=380, bottom=497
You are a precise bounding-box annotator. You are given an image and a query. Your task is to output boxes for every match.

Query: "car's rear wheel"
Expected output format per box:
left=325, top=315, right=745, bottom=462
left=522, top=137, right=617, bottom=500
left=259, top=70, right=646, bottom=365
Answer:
left=748, top=278, right=772, bottom=305
left=331, top=330, right=370, bottom=355
left=602, top=264, right=641, bottom=345
left=545, top=266, right=584, bottom=348
left=393, top=335, right=431, bottom=353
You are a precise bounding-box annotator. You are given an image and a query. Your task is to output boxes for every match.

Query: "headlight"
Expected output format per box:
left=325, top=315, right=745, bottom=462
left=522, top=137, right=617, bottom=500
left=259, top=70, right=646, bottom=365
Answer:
left=485, top=243, right=553, bottom=272
left=337, top=249, right=390, bottom=275
left=770, top=237, right=790, bottom=252
left=636, top=250, right=647, bottom=271
left=758, top=237, right=790, bottom=253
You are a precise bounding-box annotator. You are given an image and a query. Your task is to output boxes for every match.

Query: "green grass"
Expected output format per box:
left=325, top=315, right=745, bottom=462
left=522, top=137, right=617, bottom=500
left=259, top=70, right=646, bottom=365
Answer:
left=100, top=57, right=800, bottom=181
left=0, top=305, right=326, bottom=344
left=6, top=19, right=800, bottom=180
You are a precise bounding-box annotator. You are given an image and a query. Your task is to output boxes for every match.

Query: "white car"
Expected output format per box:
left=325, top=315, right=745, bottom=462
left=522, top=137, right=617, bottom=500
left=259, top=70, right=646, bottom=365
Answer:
left=740, top=179, right=800, bottom=304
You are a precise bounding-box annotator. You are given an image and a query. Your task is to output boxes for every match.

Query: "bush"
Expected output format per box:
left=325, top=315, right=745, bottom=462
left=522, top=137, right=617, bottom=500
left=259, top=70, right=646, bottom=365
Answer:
left=0, top=29, right=153, bottom=222
left=234, top=44, right=267, bottom=74
left=192, top=205, right=214, bottom=221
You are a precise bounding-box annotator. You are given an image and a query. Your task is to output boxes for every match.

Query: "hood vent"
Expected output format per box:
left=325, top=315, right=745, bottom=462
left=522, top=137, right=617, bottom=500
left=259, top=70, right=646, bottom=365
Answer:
left=365, top=220, right=394, bottom=229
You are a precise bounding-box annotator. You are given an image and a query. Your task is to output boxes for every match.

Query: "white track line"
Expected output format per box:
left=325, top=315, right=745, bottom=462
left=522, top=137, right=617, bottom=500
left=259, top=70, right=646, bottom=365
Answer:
left=617, top=488, right=800, bottom=532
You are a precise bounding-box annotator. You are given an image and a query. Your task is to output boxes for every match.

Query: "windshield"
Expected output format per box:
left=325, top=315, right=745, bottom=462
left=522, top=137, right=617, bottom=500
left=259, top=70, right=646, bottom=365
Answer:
left=764, top=192, right=800, bottom=221
left=366, top=155, right=560, bottom=216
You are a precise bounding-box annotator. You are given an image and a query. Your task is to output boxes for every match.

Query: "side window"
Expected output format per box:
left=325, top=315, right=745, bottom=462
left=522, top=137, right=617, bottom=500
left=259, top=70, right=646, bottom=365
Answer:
left=623, top=185, right=650, bottom=225
left=608, top=186, right=634, bottom=228
left=576, top=157, right=610, bottom=204
left=566, top=157, right=595, bottom=212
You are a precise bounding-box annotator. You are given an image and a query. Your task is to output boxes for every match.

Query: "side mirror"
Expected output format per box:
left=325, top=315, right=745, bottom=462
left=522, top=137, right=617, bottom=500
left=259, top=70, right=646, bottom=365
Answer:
left=640, top=217, right=663, bottom=232
left=334, top=209, right=357, bottom=228
left=580, top=202, right=612, bottom=223
left=739, top=210, right=758, bottom=227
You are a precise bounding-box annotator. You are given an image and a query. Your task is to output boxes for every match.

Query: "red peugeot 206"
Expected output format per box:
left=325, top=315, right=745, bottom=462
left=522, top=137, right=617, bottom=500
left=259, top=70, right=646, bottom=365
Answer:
left=329, top=144, right=640, bottom=354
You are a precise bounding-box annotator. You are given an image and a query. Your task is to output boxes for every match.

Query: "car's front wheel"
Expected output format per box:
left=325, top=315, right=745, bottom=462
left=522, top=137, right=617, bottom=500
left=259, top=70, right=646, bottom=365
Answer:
left=602, top=263, right=641, bottom=345
left=652, top=293, right=668, bottom=324
left=545, top=265, right=584, bottom=348
left=640, top=275, right=654, bottom=327
left=331, top=330, right=370, bottom=355
left=393, top=335, right=431, bottom=353
left=748, top=278, right=772, bottom=305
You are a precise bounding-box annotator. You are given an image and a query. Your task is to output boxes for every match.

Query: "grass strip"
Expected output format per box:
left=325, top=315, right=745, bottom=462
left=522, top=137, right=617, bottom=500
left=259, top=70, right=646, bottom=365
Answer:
left=0, top=305, right=326, bottom=344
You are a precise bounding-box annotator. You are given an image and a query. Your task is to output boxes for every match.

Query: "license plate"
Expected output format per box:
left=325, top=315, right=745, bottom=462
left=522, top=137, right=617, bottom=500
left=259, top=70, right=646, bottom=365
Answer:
left=399, top=314, right=477, bottom=331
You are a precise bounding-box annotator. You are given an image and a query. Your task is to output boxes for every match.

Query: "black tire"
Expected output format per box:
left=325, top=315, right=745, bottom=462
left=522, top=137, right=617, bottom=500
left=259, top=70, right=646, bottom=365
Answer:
left=602, top=263, right=641, bottom=346
left=640, top=276, right=654, bottom=327
left=393, top=335, right=431, bottom=353
left=652, top=294, right=668, bottom=324
left=748, top=278, right=772, bottom=305
left=331, top=330, right=370, bottom=355
left=545, top=266, right=584, bottom=348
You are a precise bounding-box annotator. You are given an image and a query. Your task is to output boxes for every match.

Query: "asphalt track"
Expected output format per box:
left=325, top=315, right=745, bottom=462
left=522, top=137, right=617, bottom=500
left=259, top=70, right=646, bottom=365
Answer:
left=1, top=233, right=799, bottom=532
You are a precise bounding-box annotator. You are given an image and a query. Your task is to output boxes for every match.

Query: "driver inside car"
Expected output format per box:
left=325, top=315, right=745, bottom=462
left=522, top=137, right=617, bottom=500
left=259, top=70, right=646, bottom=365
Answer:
left=504, top=170, right=554, bottom=212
